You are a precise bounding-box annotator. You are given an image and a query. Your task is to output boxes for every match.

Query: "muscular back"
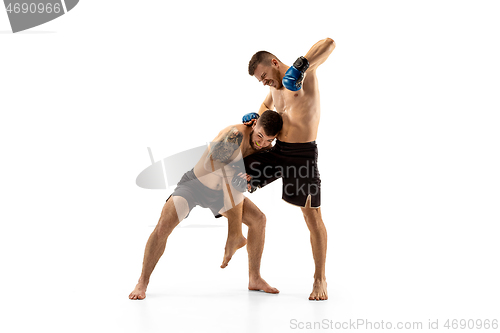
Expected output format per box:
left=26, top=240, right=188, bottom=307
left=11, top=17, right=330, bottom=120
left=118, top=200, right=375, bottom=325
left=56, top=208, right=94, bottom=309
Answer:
left=272, top=71, right=320, bottom=143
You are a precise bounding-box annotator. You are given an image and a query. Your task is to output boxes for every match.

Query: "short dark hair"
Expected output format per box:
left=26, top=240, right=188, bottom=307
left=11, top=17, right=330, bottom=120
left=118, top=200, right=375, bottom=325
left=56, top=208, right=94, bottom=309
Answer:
left=259, top=110, right=283, bottom=136
left=248, top=51, right=281, bottom=76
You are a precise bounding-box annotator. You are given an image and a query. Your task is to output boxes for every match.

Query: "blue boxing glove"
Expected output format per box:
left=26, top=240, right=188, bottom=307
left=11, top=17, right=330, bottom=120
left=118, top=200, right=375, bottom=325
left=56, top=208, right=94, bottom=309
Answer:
left=242, top=112, right=260, bottom=127
left=282, top=56, right=309, bottom=91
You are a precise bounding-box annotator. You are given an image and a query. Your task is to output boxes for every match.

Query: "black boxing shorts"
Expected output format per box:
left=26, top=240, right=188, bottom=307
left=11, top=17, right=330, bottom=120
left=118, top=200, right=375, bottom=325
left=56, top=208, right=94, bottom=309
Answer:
left=243, top=140, right=321, bottom=208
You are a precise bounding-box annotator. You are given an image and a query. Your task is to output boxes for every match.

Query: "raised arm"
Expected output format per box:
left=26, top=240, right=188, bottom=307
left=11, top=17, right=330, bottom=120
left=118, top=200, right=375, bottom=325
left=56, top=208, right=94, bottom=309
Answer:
left=305, top=38, right=336, bottom=71
left=258, top=91, right=274, bottom=115
left=282, top=38, right=335, bottom=91
left=242, top=92, right=274, bottom=126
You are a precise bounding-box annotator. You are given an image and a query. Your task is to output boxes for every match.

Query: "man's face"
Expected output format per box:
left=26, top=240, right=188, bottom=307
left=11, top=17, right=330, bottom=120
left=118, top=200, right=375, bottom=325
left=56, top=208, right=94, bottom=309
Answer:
left=249, top=124, right=277, bottom=150
left=254, top=62, right=282, bottom=89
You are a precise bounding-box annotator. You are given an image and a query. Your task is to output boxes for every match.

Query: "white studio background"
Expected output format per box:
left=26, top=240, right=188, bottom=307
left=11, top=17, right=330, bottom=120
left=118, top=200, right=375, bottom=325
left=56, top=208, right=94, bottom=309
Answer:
left=1, top=1, right=499, bottom=333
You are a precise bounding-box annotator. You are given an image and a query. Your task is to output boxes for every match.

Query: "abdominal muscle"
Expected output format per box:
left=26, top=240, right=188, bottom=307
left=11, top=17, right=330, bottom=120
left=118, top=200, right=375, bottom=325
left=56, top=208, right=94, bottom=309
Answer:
left=278, top=109, right=320, bottom=143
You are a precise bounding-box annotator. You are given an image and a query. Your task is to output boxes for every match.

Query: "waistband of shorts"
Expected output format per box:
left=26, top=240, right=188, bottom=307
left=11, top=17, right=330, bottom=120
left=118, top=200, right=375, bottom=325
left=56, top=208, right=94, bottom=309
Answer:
left=275, top=139, right=317, bottom=148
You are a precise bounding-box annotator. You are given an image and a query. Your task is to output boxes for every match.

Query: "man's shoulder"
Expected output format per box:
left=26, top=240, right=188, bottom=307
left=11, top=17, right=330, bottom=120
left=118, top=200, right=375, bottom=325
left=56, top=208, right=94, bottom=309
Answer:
left=220, top=124, right=249, bottom=136
left=212, top=124, right=250, bottom=149
left=218, top=123, right=246, bottom=133
left=233, top=124, right=249, bottom=133
left=302, top=70, right=319, bottom=94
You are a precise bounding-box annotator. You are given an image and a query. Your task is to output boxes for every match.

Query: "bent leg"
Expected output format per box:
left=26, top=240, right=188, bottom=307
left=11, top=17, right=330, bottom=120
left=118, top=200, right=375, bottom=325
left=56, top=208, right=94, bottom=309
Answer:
left=220, top=177, right=247, bottom=268
left=129, top=196, right=189, bottom=300
left=301, top=197, right=328, bottom=300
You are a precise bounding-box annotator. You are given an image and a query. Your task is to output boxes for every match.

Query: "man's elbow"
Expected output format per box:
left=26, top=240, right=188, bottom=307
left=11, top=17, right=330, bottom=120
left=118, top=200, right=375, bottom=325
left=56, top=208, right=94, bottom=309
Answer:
left=325, top=38, right=336, bottom=51
left=308, top=38, right=336, bottom=71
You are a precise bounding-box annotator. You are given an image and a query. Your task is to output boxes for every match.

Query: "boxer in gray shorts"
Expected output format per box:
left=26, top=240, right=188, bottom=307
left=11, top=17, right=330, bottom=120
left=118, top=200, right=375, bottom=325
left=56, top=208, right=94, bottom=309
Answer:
left=129, top=111, right=283, bottom=300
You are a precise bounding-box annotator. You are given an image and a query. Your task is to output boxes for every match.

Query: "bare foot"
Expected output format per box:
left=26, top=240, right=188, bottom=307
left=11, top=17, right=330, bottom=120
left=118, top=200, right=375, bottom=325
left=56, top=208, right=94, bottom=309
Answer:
left=221, top=235, right=247, bottom=268
left=129, top=281, right=147, bottom=300
left=309, top=280, right=328, bottom=300
left=248, top=276, right=279, bottom=294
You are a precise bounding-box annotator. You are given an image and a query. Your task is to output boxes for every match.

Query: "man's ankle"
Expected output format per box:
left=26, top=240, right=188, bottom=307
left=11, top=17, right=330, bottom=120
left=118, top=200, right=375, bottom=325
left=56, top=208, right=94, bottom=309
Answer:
left=138, top=277, right=150, bottom=285
left=249, top=273, right=261, bottom=281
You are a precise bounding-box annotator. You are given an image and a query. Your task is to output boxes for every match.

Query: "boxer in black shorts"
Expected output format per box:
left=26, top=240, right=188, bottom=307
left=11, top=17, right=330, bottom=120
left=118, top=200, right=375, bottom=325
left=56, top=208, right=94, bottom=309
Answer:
left=244, top=38, right=336, bottom=300
left=244, top=140, right=321, bottom=208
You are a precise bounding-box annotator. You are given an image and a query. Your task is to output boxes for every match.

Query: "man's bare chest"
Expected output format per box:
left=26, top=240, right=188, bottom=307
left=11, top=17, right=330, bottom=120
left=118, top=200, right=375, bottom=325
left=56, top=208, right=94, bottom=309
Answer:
left=272, top=88, right=304, bottom=113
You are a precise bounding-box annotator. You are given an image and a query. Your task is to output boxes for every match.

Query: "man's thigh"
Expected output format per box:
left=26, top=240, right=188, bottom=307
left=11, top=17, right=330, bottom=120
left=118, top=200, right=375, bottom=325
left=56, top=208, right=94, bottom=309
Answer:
left=163, top=195, right=190, bottom=224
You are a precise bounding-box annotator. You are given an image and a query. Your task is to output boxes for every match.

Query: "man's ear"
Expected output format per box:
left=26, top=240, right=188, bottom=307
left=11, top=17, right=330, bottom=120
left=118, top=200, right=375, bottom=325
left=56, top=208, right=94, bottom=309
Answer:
left=252, top=120, right=258, bottom=129
left=271, top=59, right=279, bottom=68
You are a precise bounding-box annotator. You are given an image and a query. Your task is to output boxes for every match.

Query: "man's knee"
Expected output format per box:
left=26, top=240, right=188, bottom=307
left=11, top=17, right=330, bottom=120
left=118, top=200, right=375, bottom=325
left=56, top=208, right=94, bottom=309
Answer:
left=241, top=198, right=266, bottom=228
left=156, top=201, right=181, bottom=237
left=244, top=209, right=266, bottom=229
left=257, top=211, right=266, bottom=228
left=156, top=213, right=177, bottom=238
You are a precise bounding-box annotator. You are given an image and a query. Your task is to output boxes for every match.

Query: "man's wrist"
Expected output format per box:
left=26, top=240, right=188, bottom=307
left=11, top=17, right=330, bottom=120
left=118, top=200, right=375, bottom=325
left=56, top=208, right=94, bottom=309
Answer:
left=293, top=56, right=309, bottom=73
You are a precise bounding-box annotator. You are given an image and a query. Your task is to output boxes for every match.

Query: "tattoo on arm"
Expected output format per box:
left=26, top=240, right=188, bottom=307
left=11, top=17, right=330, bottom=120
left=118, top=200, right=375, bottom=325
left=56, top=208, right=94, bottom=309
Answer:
left=209, top=127, right=243, bottom=164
